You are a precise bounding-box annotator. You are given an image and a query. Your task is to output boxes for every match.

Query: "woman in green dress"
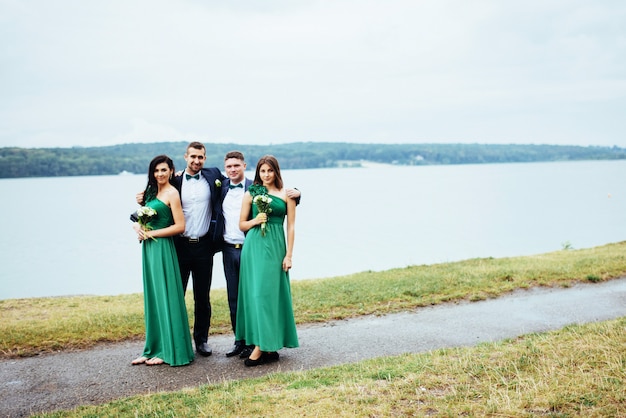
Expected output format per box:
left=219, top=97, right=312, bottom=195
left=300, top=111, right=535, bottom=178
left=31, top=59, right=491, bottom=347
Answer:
left=236, top=155, right=299, bottom=366
left=131, top=155, right=194, bottom=367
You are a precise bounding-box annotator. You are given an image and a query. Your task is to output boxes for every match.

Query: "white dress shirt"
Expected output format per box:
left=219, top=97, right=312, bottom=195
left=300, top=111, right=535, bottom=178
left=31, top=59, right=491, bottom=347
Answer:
left=181, top=173, right=212, bottom=239
left=222, top=181, right=246, bottom=245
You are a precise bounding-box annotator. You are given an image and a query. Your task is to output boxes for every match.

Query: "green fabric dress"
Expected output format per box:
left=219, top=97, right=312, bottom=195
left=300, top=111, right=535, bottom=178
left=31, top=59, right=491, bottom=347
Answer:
left=140, top=198, right=194, bottom=366
left=235, top=195, right=299, bottom=352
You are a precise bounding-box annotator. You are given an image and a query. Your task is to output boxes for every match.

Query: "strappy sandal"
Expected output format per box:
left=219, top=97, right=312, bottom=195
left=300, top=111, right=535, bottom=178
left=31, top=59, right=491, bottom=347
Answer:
left=146, top=357, right=165, bottom=366
left=131, top=356, right=148, bottom=365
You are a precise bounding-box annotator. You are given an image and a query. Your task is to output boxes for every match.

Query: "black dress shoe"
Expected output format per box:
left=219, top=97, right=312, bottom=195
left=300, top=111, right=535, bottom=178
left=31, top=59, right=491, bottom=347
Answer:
left=225, top=344, right=245, bottom=358
left=263, top=351, right=280, bottom=363
left=196, top=342, right=213, bottom=357
left=244, top=355, right=266, bottom=367
left=238, top=345, right=254, bottom=359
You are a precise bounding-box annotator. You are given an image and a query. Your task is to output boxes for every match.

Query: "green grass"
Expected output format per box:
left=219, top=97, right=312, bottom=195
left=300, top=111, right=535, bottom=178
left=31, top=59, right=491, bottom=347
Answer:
left=2, top=241, right=626, bottom=358
left=5, top=241, right=626, bottom=417
left=35, top=318, right=626, bottom=417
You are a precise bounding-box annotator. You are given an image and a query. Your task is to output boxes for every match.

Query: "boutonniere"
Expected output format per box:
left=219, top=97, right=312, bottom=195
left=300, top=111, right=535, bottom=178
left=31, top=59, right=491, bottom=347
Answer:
left=215, top=179, right=222, bottom=187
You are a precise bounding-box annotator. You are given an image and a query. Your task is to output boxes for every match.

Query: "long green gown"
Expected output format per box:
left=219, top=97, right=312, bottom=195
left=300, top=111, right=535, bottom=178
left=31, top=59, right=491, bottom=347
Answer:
left=235, top=195, right=299, bottom=352
left=140, top=198, right=194, bottom=366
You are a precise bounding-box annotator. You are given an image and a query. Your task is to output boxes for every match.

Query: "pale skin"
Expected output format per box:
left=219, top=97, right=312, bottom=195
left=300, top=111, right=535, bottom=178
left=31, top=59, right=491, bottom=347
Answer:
left=183, top=146, right=206, bottom=175
left=136, top=145, right=206, bottom=204
left=224, top=156, right=301, bottom=200
left=131, top=162, right=185, bottom=366
left=238, top=163, right=296, bottom=362
left=224, top=157, right=246, bottom=184
left=133, top=162, right=186, bottom=242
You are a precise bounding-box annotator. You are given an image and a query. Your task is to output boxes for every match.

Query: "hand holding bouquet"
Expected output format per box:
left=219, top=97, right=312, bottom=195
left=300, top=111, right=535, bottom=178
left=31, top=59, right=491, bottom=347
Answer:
left=248, top=185, right=273, bottom=237
left=253, top=194, right=273, bottom=236
left=135, top=206, right=157, bottom=241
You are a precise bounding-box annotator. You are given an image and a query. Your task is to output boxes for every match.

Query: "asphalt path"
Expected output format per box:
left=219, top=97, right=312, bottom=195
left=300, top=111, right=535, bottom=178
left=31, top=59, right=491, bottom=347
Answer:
left=1, top=278, right=625, bottom=417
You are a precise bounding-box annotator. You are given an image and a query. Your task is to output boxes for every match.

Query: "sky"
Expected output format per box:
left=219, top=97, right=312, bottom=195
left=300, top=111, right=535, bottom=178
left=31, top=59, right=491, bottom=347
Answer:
left=1, top=0, right=625, bottom=149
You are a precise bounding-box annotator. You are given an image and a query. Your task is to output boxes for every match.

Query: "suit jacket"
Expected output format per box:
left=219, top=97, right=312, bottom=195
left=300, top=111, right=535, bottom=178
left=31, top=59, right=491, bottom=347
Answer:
left=174, top=167, right=226, bottom=251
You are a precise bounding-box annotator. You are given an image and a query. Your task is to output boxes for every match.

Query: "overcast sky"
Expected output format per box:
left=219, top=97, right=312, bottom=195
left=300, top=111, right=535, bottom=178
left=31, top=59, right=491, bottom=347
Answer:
left=1, top=1, right=625, bottom=149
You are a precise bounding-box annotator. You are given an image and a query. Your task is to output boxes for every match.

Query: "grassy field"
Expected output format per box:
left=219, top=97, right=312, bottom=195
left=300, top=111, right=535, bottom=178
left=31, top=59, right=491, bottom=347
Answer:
left=2, top=241, right=626, bottom=417
left=35, top=318, right=625, bottom=417
left=1, top=241, right=626, bottom=358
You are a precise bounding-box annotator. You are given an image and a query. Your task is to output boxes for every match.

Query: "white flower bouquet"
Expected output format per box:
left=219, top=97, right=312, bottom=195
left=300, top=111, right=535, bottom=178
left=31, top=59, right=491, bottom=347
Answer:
left=136, top=206, right=157, bottom=241
left=248, top=184, right=273, bottom=237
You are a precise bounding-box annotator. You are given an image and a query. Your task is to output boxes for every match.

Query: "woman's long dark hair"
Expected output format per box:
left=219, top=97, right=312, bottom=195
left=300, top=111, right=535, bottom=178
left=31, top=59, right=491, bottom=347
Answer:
left=253, top=155, right=283, bottom=189
left=141, top=155, right=176, bottom=205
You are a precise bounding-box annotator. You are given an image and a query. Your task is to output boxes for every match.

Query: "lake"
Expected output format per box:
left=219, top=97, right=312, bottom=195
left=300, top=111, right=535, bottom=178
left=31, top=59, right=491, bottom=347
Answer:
left=1, top=160, right=624, bottom=300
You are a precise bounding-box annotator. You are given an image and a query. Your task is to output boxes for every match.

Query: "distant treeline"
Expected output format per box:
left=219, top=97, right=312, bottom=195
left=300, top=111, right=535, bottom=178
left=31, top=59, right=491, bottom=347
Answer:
left=0, top=142, right=625, bottom=178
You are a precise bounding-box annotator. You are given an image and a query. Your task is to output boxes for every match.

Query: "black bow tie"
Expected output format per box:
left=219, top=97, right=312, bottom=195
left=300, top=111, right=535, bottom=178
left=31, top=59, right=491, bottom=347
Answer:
left=186, top=173, right=200, bottom=180
left=229, top=183, right=243, bottom=189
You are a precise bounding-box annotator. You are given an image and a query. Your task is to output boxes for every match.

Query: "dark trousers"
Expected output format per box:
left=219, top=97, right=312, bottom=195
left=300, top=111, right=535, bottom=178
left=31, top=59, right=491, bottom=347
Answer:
left=222, top=244, right=243, bottom=344
left=175, top=237, right=214, bottom=345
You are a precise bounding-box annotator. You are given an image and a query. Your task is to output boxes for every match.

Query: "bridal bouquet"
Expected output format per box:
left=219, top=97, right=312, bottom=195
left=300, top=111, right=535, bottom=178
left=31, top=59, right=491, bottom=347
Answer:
left=248, top=184, right=273, bottom=236
left=136, top=206, right=157, bottom=241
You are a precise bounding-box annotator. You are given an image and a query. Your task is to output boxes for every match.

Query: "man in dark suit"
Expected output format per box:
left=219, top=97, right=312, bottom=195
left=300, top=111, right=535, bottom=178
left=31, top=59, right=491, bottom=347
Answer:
left=171, top=141, right=225, bottom=357
left=217, top=151, right=300, bottom=358
left=218, top=151, right=255, bottom=358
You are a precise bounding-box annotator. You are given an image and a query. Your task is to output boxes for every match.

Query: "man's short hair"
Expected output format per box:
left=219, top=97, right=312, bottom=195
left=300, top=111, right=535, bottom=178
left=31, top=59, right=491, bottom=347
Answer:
left=187, top=141, right=206, bottom=152
left=224, top=151, right=245, bottom=161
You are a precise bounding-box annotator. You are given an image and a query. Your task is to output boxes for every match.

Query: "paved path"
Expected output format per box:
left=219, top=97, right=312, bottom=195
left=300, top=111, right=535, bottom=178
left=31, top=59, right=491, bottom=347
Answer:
left=2, top=278, right=625, bottom=417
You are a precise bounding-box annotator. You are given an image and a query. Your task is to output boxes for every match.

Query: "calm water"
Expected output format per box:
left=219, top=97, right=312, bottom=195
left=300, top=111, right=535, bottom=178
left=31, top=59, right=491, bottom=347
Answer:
left=1, top=160, right=624, bottom=300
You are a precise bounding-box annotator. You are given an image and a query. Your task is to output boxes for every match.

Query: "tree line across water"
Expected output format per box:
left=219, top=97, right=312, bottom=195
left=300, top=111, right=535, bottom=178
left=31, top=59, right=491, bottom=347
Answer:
left=0, top=141, right=625, bottom=178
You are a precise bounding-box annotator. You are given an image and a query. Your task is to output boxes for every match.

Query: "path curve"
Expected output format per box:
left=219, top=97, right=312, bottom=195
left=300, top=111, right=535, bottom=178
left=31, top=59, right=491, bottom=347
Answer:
left=1, top=278, right=625, bottom=417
